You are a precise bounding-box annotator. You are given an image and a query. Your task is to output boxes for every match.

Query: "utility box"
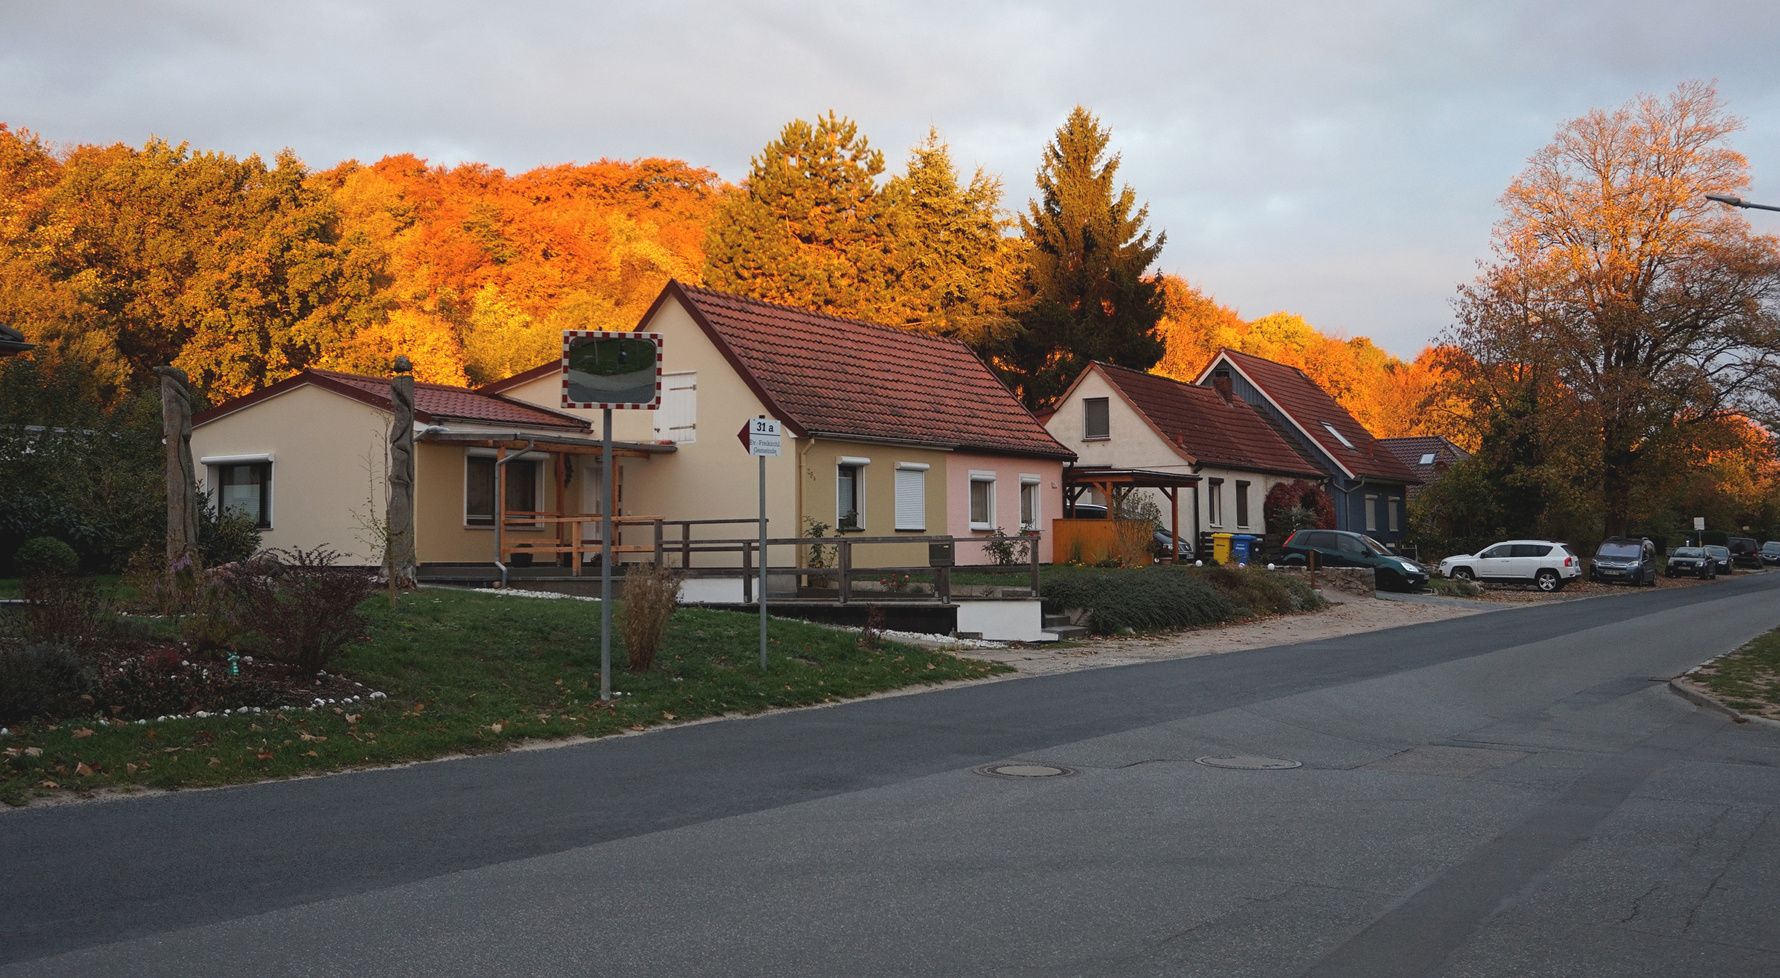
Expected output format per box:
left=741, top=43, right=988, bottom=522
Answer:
left=928, top=542, right=955, bottom=567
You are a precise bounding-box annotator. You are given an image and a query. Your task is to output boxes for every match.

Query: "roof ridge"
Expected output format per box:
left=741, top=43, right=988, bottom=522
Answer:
left=679, top=283, right=974, bottom=352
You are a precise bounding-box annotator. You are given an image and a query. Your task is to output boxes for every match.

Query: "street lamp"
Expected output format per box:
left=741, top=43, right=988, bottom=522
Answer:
left=1706, top=193, right=1780, bottom=213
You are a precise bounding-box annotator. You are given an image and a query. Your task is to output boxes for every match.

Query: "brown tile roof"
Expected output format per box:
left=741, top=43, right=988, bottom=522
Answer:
left=1379, top=436, right=1471, bottom=497
left=1091, top=364, right=1325, bottom=478
left=194, top=368, right=590, bottom=431
left=1209, top=349, right=1420, bottom=484
left=672, top=283, right=1072, bottom=459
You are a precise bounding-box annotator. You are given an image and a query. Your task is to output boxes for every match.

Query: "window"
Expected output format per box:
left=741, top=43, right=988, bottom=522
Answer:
left=465, top=455, right=540, bottom=526
left=653, top=372, right=696, bottom=443
left=837, top=460, right=866, bottom=531
left=1418, top=452, right=1437, bottom=466
left=1322, top=422, right=1355, bottom=449
left=1020, top=476, right=1041, bottom=532
left=1084, top=398, right=1110, bottom=440
left=218, top=462, right=272, bottom=529
left=1364, top=494, right=1378, bottom=532
left=969, top=473, right=996, bottom=530
left=894, top=463, right=927, bottom=531
left=1338, top=534, right=1366, bottom=555
left=1480, top=545, right=1512, bottom=559
left=1208, top=479, right=1223, bottom=526
left=1387, top=496, right=1399, bottom=533
left=1511, top=544, right=1552, bottom=558
left=1235, top=480, right=1251, bottom=528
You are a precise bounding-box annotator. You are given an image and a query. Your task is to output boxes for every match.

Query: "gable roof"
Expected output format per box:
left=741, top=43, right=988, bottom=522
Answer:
left=1082, top=363, right=1325, bottom=478
left=1379, top=436, right=1471, bottom=496
left=194, top=368, right=590, bottom=431
left=1196, top=349, right=1418, bottom=484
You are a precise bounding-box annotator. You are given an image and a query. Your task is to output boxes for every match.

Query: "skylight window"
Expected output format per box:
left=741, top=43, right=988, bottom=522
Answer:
left=1322, top=422, right=1355, bottom=449
left=1419, top=452, right=1437, bottom=465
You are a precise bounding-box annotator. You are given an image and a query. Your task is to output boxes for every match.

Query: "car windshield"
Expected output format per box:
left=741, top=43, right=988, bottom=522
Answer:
left=1597, top=543, right=1641, bottom=559
left=1357, top=535, right=1393, bottom=556
left=1706, top=546, right=1730, bottom=556
left=1674, top=548, right=1703, bottom=557
left=1763, top=542, right=1780, bottom=553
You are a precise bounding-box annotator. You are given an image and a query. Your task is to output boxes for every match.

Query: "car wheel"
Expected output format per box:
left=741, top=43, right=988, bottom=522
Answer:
left=1535, top=569, right=1560, bottom=592
left=1283, top=554, right=1306, bottom=566
left=1451, top=567, right=1475, bottom=582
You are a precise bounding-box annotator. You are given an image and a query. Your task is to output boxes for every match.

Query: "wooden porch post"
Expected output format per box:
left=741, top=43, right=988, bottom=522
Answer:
left=1168, top=487, right=1180, bottom=563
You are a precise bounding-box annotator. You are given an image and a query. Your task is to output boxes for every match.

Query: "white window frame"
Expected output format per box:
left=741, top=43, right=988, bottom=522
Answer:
left=837, top=456, right=870, bottom=531
left=1364, top=493, right=1378, bottom=533
left=653, top=371, right=697, bottom=443
left=1388, top=496, right=1400, bottom=533
left=1418, top=452, right=1436, bottom=465
left=1322, top=422, right=1355, bottom=449
left=200, top=453, right=275, bottom=530
left=1208, top=479, right=1223, bottom=527
left=894, top=462, right=928, bottom=532
left=465, top=449, right=546, bottom=529
left=1083, top=397, right=1110, bottom=440
left=1019, top=474, right=1042, bottom=532
left=1235, top=480, right=1251, bottom=529
left=969, top=471, right=997, bottom=531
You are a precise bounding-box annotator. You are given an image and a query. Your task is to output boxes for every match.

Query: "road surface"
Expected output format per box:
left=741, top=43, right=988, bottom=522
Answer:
left=4, top=573, right=1778, bottom=976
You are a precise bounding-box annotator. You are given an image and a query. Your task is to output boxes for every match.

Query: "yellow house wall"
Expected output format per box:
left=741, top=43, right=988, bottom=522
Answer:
left=189, top=384, right=390, bottom=564
left=412, top=440, right=572, bottom=564
left=498, top=297, right=798, bottom=569
left=801, top=439, right=949, bottom=569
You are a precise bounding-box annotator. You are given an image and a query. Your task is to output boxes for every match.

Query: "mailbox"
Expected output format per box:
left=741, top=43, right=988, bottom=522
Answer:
left=928, top=542, right=955, bottom=567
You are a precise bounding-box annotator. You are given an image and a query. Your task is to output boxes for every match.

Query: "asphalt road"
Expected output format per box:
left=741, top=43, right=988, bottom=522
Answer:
left=4, top=574, right=1779, bottom=977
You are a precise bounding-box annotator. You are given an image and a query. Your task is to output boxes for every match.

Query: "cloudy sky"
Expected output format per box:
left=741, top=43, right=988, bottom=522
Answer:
left=5, top=0, right=1779, bottom=356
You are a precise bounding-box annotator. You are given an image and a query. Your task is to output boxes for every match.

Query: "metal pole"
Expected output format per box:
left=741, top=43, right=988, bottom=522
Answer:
left=601, top=408, right=613, bottom=703
left=759, top=435, right=769, bottom=670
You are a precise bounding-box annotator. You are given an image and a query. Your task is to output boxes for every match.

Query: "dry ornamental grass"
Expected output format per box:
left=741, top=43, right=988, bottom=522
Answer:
left=621, top=563, right=682, bottom=671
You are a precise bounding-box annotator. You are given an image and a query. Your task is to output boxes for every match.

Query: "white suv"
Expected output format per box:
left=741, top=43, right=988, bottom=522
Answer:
left=1438, top=540, right=1582, bottom=592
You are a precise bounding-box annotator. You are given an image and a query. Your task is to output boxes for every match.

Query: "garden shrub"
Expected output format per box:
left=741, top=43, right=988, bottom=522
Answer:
left=1190, top=565, right=1323, bottom=616
left=244, top=548, right=376, bottom=673
left=622, top=562, right=682, bottom=671
left=16, top=574, right=112, bottom=649
left=1042, top=567, right=1236, bottom=634
left=12, top=537, right=79, bottom=577
left=198, top=500, right=263, bottom=567
left=0, top=642, right=92, bottom=725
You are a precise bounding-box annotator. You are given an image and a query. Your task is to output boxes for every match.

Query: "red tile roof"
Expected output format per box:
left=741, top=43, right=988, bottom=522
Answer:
left=1379, top=436, right=1471, bottom=497
left=672, top=283, right=1072, bottom=459
left=1209, top=349, right=1419, bottom=483
left=1091, top=364, right=1324, bottom=478
left=195, top=368, right=589, bottom=431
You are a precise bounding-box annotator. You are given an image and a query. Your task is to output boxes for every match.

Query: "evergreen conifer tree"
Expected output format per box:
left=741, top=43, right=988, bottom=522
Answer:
left=702, top=112, right=887, bottom=318
left=1001, top=107, right=1166, bottom=409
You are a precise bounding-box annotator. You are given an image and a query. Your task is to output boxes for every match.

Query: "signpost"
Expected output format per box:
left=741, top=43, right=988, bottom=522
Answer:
left=562, top=331, right=662, bottom=703
left=1695, top=516, right=1706, bottom=548
left=740, top=416, right=782, bottom=669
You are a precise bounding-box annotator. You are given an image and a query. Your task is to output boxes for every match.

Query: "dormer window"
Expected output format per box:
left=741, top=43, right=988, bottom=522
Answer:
left=1322, top=422, right=1355, bottom=449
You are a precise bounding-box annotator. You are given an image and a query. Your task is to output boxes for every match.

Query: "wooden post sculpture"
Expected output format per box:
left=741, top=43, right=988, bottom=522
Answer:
left=153, top=366, right=200, bottom=566
left=387, top=356, right=418, bottom=590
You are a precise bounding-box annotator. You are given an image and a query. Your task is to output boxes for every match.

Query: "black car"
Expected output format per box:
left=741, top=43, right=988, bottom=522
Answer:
left=1762, top=541, right=1780, bottom=567
left=1590, top=537, right=1658, bottom=586
left=1280, top=529, right=1429, bottom=592
left=1726, top=536, right=1762, bottom=569
left=1665, top=547, right=1717, bottom=579
left=1704, top=545, right=1734, bottom=574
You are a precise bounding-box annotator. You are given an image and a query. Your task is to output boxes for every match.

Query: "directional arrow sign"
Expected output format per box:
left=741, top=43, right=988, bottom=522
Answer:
left=738, top=417, right=782, bottom=457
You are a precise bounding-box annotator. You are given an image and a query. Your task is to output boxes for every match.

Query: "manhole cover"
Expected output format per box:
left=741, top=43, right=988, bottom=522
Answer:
left=974, top=763, right=1078, bottom=779
left=1194, top=755, right=1302, bottom=771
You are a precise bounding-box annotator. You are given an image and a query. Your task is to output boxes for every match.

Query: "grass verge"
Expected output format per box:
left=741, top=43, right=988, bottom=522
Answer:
left=0, top=587, right=1008, bottom=806
left=1692, top=627, right=1780, bottom=721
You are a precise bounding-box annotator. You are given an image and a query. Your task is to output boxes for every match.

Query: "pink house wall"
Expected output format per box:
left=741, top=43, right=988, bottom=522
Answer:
left=945, top=452, right=1064, bottom=565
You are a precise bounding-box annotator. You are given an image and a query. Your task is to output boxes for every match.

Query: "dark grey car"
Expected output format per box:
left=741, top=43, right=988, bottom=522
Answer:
left=1665, top=547, right=1717, bottom=579
left=1590, top=538, right=1658, bottom=586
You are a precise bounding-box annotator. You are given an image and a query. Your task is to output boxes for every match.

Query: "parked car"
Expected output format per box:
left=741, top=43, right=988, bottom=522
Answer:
left=1761, top=540, right=1780, bottom=567
left=1590, top=537, right=1659, bottom=586
left=1438, top=540, right=1582, bottom=592
left=1665, top=547, right=1717, bottom=580
left=1280, top=529, right=1428, bottom=592
left=1726, top=536, right=1762, bottom=569
left=1704, top=544, right=1734, bottom=574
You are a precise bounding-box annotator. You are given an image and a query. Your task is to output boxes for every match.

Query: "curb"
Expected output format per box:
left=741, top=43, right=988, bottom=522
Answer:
left=1668, top=676, right=1780, bottom=730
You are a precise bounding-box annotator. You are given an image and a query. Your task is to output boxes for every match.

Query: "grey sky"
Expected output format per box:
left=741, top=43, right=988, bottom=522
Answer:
left=5, top=1, right=1779, bottom=357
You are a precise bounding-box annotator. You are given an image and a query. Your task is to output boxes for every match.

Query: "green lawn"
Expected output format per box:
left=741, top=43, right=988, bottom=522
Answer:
left=0, top=587, right=1009, bottom=806
left=1694, top=627, right=1780, bottom=720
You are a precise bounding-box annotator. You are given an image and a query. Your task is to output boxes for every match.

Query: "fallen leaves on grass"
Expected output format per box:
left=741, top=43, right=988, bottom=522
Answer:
left=72, top=728, right=94, bottom=739
left=75, top=763, right=95, bottom=776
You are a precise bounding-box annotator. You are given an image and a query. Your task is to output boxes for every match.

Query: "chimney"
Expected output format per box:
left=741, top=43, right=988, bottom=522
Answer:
left=1212, top=371, right=1234, bottom=404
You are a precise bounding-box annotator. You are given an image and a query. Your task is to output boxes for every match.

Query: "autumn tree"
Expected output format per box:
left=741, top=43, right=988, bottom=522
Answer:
left=702, top=113, right=888, bottom=319
left=1000, top=107, right=1166, bottom=409
left=1152, top=274, right=1244, bottom=382
left=1445, top=81, right=1780, bottom=535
